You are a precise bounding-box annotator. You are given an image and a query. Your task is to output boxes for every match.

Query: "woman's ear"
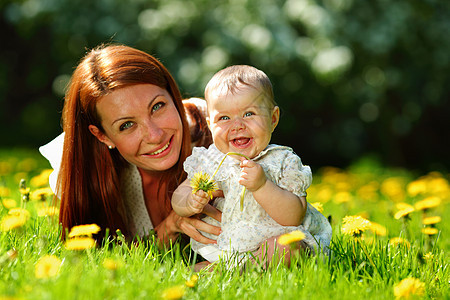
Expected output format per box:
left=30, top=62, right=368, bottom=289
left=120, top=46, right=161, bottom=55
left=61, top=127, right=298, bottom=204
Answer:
left=88, top=125, right=115, bottom=149
left=271, top=106, right=280, bottom=132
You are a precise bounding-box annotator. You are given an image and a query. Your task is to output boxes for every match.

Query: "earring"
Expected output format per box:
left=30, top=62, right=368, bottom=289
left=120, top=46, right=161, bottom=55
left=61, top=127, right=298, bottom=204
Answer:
left=108, top=145, right=113, bottom=149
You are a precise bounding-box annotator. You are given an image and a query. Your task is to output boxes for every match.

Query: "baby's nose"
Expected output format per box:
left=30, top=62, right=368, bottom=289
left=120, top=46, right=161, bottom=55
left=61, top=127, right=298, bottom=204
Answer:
left=231, top=118, right=245, bottom=131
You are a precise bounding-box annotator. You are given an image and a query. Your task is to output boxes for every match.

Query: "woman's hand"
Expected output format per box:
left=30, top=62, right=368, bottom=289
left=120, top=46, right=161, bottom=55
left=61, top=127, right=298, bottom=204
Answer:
left=155, top=203, right=222, bottom=246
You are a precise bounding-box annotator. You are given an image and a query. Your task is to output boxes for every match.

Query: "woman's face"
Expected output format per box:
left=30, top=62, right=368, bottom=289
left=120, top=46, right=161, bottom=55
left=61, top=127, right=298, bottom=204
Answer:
left=89, top=84, right=183, bottom=173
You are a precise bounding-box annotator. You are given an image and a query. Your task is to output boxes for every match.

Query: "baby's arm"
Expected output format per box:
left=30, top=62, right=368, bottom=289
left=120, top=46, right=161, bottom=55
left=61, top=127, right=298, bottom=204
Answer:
left=239, top=159, right=306, bottom=226
left=171, top=178, right=210, bottom=217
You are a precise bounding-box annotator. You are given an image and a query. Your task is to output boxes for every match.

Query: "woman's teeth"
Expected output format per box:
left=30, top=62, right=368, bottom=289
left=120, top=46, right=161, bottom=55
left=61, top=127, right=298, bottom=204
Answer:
left=149, top=140, right=170, bottom=155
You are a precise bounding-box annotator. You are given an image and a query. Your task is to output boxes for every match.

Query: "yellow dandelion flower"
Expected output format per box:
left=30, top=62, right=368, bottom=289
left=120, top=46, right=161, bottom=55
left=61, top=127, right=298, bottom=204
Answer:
left=2, top=198, right=17, bottom=209
left=103, top=258, right=122, bottom=270
left=341, top=215, right=371, bottom=237
left=8, top=208, right=30, bottom=219
left=315, top=185, right=333, bottom=203
left=31, top=187, right=54, bottom=201
left=394, top=277, right=425, bottom=299
left=394, top=206, right=415, bottom=220
left=0, top=161, right=13, bottom=175
left=389, top=237, right=410, bottom=248
left=65, top=237, right=96, bottom=250
left=369, top=222, right=387, bottom=236
left=423, top=252, right=434, bottom=261
left=278, top=230, right=306, bottom=245
left=396, top=202, right=414, bottom=210
left=1, top=215, right=27, bottom=231
left=161, top=285, right=185, bottom=300
left=19, top=187, right=30, bottom=195
left=310, top=202, right=323, bottom=213
left=406, top=179, right=427, bottom=197
left=0, top=186, right=11, bottom=197
left=185, top=274, right=199, bottom=288
left=422, top=216, right=441, bottom=225
left=414, top=196, right=441, bottom=211
left=357, top=182, right=379, bottom=202
left=421, top=227, right=438, bottom=236
left=68, top=224, right=101, bottom=238
left=37, top=206, right=59, bottom=217
left=30, top=169, right=53, bottom=187
left=190, top=171, right=217, bottom=199
left=381, top=177, right=405, bottom=202
left=333, top=191, right=352, bottom=204
left=35, top=255, right=61, bottom=279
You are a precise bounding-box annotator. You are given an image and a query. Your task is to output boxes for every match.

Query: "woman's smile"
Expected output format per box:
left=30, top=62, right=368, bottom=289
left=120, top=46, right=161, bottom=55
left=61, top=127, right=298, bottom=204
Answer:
left=144, top=136, right=173, bottom=157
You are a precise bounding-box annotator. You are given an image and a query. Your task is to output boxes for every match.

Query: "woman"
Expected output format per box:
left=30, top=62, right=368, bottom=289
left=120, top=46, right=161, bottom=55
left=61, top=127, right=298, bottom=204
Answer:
left=40, top=44, right=220, bottom=245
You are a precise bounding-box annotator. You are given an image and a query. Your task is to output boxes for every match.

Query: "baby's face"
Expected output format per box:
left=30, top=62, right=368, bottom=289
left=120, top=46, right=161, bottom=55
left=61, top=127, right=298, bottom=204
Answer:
left=206, top=85, right=279, bottom=159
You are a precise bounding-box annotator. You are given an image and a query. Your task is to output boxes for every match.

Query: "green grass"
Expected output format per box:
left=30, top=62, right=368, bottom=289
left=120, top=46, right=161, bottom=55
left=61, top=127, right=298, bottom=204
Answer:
left=0, top=148, right=449, bottom=299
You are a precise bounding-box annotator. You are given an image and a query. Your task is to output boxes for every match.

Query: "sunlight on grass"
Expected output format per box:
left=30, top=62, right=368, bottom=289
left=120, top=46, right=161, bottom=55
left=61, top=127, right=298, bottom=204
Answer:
left=0, top=149, right=448, bottom=299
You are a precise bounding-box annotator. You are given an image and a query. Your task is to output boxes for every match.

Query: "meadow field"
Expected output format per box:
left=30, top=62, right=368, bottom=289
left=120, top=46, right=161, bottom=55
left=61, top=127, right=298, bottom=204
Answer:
left=0, top=148, right=448, bottom=299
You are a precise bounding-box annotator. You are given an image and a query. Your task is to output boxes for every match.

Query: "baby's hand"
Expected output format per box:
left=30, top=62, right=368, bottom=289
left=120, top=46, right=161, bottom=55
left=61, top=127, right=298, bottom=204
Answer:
left=239, top=158, right=267, bottom=192
left=187, top=190, right=210, bottom=214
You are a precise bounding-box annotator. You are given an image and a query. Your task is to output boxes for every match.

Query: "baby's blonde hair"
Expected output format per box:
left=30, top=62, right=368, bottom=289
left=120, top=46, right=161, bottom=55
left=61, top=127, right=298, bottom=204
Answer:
left=205, top=65, right=276, bottom=108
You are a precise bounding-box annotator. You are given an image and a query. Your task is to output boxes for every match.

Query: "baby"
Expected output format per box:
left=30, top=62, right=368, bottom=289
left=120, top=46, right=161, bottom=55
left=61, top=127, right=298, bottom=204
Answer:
left=172, top=65, right=331, bottom=264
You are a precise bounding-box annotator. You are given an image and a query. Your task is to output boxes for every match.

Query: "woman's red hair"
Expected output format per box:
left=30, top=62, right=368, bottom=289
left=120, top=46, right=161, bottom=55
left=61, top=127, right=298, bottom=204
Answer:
left=58, top=44, right=191, bottom=239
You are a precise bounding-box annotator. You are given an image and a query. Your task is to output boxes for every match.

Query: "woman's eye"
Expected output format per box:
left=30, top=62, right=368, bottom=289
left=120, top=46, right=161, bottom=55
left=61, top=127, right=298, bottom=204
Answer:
left=219, top=116, right=230, bottom=120
left=244, top=112, right=254, bottom=117
left=152, top=102, right=165, bottom=113
left=119, top=121, right=133, bottom=131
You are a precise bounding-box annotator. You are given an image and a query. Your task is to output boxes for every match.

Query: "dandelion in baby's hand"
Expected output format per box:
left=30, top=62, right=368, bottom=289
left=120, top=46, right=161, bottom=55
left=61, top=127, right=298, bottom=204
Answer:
left=394, top=277, right=425, bottom=299
left=278, top=230, right=305, bottom=245
left=190, top=171, right=217, bottom=199
left=35, top=255, right=62, bottom=279
left=191, top=152, right=250, bottom=209
left=341, top=215, right=371, bottom=237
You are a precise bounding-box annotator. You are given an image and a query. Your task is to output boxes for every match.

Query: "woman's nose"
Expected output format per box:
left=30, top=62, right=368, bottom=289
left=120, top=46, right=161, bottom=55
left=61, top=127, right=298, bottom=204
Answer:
left=141, top=121, right=164, bottom=143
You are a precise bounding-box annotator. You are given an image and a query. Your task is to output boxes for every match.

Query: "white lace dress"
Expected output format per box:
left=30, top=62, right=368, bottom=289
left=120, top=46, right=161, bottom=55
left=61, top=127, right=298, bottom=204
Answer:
left=184, top=144, right=332, bottom=262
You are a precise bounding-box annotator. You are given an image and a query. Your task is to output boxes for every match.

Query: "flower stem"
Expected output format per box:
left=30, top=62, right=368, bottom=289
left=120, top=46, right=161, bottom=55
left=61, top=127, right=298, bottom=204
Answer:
left=210, top=152, right=250, bottom=211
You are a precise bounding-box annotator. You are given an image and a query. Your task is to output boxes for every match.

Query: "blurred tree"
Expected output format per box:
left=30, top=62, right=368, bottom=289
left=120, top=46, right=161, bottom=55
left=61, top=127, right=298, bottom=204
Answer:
left=0, top=0, right=448, bottom=171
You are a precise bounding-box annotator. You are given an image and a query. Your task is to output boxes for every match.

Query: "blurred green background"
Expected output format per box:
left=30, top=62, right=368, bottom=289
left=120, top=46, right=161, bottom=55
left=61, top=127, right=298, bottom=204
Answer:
left=1, top=0, right=449, bottom=172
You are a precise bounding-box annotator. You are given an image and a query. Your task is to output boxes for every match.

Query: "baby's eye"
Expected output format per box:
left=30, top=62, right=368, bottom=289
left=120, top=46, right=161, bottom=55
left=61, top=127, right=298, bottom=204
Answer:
left=244, top=112, right=254, bottom=117
left=219, top=116, right=230, bottom=120
left=119, top=121, right=134, bottom=131
left=152, top=102, right=165, bottom=113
